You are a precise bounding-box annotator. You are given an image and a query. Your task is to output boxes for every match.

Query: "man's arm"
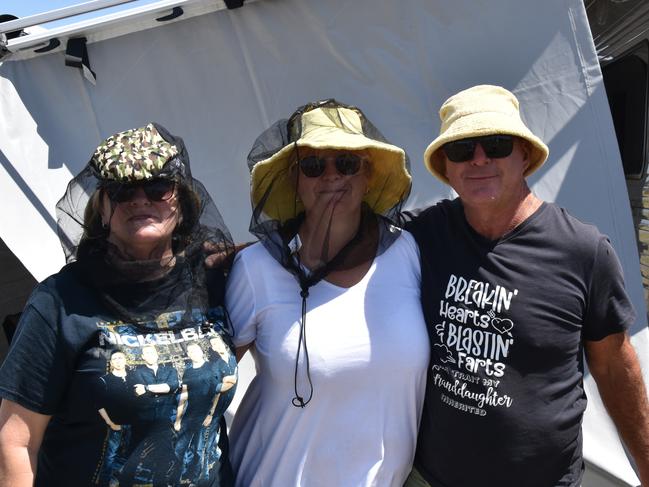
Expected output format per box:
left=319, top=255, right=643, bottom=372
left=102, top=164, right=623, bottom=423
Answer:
left=585, top=331, right=649, bottom=485
left=174, top=384, right=188, bottom=431
left=98, top=408, right=121, bottom=431
left=0, top=400, right=51, bottom=487
left=157, top=366, right=179, bottom=393
left=144, top=383, right=171, bottom=394
left=203, top=393, right=221, bottom=427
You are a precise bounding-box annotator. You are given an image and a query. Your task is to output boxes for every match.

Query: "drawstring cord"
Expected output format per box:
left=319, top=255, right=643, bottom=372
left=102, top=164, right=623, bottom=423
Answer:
left=288, top=210, right=371, bottom=408
left=292, top=285, right=313, bottom=407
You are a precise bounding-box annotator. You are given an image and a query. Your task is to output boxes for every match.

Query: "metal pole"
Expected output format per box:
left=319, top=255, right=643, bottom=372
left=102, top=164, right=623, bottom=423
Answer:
left=0, top=0, right=139, bottom=34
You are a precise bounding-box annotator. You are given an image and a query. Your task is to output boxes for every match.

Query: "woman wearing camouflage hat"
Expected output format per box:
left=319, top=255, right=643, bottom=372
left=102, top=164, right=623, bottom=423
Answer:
left=0, top=123, right=237, bottom=486
left=226, top=100, right=429, bottom=486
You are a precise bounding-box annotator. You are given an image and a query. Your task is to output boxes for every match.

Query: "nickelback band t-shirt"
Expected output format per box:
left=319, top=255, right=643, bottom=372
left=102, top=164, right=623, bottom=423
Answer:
left=0, top=261, right=237, bottom=487
left=405, top=199, right=635, bottom=487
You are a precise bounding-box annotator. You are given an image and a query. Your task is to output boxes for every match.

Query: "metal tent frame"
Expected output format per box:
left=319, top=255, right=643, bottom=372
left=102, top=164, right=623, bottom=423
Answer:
left=0, top=0, right=248, bottom=60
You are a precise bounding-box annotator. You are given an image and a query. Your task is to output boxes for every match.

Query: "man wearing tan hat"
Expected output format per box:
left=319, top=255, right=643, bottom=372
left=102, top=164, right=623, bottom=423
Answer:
left=404, top=85, right=649, bottom=487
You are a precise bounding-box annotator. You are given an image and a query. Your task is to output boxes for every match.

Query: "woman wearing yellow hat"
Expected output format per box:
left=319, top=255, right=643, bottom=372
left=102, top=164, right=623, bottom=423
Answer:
left=225, top=100, right=429, bottom=486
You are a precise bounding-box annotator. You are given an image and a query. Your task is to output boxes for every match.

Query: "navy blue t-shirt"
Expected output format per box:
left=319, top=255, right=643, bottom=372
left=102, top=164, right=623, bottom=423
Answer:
left=0, top=261, right=237, bottom=487
left=406, top=199, right=635, bottom=487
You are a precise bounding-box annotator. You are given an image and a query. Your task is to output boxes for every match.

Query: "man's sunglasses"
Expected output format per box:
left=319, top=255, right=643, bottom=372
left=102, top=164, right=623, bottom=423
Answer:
left=102, top=178, right=176, bottom=203
left=442, top=135, right=514, bottom=163
left=298, top=153, right=363, bottom=178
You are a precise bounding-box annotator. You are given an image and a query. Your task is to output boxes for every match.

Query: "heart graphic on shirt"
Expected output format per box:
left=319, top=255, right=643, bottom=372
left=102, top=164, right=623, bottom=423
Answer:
left=434, top=344, right=456, bottom=364
left=491, top=318, right=514, bottom=335
left=435, top=324, right=445, bottom=339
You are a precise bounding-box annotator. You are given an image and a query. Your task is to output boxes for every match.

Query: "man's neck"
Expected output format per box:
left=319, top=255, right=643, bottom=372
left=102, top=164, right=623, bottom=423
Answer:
left=462, top=188, right=542, bottom=240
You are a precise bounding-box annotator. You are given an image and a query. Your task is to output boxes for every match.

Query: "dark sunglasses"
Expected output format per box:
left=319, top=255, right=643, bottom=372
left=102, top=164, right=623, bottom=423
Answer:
left=102, top=178, right=176, bottom=203
left=298, top=153, right=363, bottom=178
left=442, top=135, right=514, bottom=163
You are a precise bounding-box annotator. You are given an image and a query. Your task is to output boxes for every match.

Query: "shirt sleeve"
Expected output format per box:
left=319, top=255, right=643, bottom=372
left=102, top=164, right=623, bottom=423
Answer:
left=583, top=236, right=636, bottom=341
left=0, top=285, right=72, bottom=415
left=225, top=251, right=258, bottom=348
left=400, top=230, right=422, bottom=285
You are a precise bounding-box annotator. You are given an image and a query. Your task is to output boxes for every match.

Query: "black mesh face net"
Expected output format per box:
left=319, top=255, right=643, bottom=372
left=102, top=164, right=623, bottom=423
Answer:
left=246, top=99, right=412, bottom=407
left=55, top=123, right=234, bottom=327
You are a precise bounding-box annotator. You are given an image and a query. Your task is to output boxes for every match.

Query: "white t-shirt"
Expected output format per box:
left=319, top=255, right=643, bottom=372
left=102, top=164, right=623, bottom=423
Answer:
left=225, top=231, right=430, bottom=487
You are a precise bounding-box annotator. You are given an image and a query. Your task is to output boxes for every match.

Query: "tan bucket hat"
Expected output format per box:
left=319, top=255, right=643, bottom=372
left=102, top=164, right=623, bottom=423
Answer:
left=423, top=85, right=549, bottom=184
left=250, top=102, right=411, bottom=222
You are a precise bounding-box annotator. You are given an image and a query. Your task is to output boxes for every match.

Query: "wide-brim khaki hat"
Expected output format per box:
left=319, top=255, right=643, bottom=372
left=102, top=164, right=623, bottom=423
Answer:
left=251, top=104, right=411, bottom=223
left=423, top=85, right=549, bottom=184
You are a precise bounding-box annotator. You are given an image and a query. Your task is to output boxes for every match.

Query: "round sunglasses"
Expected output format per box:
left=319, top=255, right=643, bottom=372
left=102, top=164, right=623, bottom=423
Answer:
left=102, top=178, right=176, bottom=203
left=442, top=135, right=514, bottom=163
left=298, top=153, right=363, bottom=178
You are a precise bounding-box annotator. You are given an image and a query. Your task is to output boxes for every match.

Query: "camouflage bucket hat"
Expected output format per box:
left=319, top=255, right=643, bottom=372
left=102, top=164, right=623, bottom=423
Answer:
left=56, top=122, right=230, bottom=263
left=91, top=123, right=184, bottom=182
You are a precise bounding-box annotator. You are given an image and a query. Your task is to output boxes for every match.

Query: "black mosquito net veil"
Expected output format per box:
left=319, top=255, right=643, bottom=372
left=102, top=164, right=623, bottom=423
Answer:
left=246, top=99, right=412, bottom=406
left=55, top=123, right=234, bottom=330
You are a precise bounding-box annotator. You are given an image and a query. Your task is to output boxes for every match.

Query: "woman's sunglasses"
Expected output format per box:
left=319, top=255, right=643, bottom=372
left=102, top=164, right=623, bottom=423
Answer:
left=442, top=135, right=514, bottom=163
left=102, top=178, right=176, bottom=203
left=298, top=153, right=363, bottom=178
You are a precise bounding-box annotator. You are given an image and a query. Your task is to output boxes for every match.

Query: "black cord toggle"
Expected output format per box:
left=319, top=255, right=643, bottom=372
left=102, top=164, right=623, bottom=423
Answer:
left=292, top=396, right=306, bottom=408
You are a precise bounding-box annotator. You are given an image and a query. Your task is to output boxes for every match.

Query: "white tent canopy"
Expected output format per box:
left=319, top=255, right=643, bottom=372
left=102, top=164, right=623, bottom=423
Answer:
left=0, top=0, right=646, bottom=484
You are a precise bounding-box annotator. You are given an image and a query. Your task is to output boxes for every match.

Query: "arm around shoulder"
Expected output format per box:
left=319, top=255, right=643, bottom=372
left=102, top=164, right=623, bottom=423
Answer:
left=0, top=399, right=51, bottom=487
left=225, top=247, right=259, bottom=352
left=585, top=331, right=649, bottom=485
left=235, top=344, right=252, bottom=362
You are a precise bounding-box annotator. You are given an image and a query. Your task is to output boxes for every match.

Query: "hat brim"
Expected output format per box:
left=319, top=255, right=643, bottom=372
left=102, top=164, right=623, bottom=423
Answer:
left=423, top=111, right=549, bottom=184
left=251, top=132, right=411, bottom=222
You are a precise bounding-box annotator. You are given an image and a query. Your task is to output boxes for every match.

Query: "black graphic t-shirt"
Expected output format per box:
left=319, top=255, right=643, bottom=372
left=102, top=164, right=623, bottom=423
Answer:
left=406, top=199, right=635, bottom=487
left=0, top=261, right=237, bottom=487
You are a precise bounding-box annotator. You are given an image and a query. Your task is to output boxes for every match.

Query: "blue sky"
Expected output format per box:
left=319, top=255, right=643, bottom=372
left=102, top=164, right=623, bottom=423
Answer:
left=2, top=0, right=159, bottom=28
